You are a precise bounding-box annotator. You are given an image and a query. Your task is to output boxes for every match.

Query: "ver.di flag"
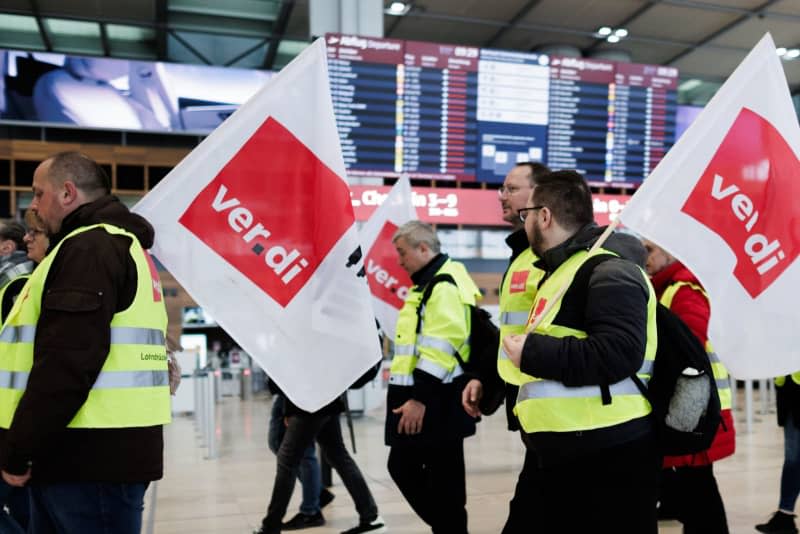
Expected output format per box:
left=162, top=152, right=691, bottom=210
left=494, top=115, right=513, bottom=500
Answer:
left=620, top=33, right=800, bottom=379
left=134, top=38, right=381, bottom=411
left=358, top=175, right=417, bottom=339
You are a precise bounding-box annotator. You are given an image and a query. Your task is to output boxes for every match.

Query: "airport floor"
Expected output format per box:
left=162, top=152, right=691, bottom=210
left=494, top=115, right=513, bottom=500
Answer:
left=147, top=389, right=788, bottom=534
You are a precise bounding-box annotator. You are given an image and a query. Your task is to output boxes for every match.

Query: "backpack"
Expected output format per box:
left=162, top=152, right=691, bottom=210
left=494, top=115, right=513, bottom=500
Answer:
left=572, top=254, right=722, bottom=456
left=415, top=273, right=503, bottom=413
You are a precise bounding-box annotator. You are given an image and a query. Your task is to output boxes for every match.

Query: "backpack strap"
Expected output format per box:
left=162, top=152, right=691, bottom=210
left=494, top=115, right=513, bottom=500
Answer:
left=414, top=273, right=469, bottom=370
left=568, top=252, right=618, bottom=405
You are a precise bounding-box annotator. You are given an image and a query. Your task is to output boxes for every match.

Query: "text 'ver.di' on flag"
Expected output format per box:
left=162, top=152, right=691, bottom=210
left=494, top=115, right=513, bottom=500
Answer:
left=134, top=39, right=381, bottom=411
left=620, top=34, right=800, bottom=379
left=357, top=175, right=417, bottom=339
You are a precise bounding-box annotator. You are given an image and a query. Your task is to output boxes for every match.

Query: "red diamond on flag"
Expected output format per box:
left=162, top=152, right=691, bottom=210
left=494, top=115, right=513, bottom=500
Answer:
left=179, top=117, right=354, bottom=307
left=682, top=108, right=800, bottom=298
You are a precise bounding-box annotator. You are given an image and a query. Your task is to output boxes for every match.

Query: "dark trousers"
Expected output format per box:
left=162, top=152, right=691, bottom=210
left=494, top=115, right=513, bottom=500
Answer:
left=529, top=438, right=660, bottom=534
left=261, top=412, right=378, bottom=531
left=501, top=446, right=539, bottom=534
left=661, top=464, right=729, bottom=534
left=27, top=482, right=146, bottom=534
left=0, top=480, right=29, bottom=532
left=388, top=439, right=467, bottom=534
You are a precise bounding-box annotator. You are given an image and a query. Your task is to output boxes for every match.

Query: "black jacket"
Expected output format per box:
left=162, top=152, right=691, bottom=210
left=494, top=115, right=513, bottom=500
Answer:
left=0, top=195, right=164, bottom=483
left=385, top=253, right=476, bottom=446
left=519, top=224, right=653, bottom=465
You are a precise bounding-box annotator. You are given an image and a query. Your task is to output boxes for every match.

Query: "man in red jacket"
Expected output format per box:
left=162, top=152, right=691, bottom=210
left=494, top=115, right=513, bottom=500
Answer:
left=643, top=240, right=736, bottom=534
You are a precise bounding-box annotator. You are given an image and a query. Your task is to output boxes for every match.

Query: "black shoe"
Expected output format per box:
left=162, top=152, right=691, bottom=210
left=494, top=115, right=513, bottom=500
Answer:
left=282, top=512, right=325, bottom=530
left=340, top=515, right=386, bottom=534
left=319, top=488, right=335, bottom=508
left=756, top=511, right=798, bottom=534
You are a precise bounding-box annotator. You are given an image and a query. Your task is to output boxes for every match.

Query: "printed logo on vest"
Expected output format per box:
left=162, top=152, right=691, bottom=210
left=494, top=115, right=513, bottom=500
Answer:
left=144, top=251, right=163, bottom=302
left=179, top=117, right=353, bottom=308
left=364, top=221, right=412, bottom=309
left=509, top=270, right=530, bottom=294
left=682, top=108, right=800, bottom=298
left=528, top=297, right=548, bottom=327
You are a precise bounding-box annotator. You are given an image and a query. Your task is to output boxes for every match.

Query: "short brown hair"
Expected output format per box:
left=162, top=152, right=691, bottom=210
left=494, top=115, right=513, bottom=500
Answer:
left=0, top=220, right=26, bottom=249
left=514, top=162, right=551, bottom=187
left=532, top=170, right=594, bottom=232
left=45, top=151, right=110, bottom=199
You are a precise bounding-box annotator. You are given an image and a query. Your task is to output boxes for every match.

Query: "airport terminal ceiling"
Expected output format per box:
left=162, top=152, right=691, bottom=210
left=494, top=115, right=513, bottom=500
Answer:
left=0, top=0, right=799, bottom=107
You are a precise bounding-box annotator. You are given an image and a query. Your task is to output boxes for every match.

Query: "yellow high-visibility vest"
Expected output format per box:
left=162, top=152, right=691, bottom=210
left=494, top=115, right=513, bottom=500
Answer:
left=514, top=250, right=656, bottom=434
left=660, top=281, right=733, bottom=410
left=776, top=373, right=800, bottom=387
left=497, top=248, right=544, bottom=386
left=390, top=259, right=480, bottom=386
left=0, top=223, right=170, bottom=429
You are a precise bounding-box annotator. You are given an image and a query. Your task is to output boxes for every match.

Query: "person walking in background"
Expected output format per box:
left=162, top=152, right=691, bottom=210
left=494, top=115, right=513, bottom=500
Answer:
left=461, top=162, right=550, bottom=534
left=254, top=377, right=384, bottom=534
left=265, top=382, right=335, bottom=531
left=756, top=372, right=800, bottom=534
left=387, top=220, right=480, bottom=534
left=0, top=151, right=170, bottom=534
left=503, top=170, right=660, bottom=533
left=643, top=240, right=735, bottom=534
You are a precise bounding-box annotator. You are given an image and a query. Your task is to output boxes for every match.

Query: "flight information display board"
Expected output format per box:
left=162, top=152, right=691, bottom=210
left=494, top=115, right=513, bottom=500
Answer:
left=326, top=33, right=678, bottom=187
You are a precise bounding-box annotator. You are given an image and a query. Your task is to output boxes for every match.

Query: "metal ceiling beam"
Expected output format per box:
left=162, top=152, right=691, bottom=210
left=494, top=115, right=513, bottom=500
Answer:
left=663, top=0, right=782, bottom=66
left=99, top=22, right=110, bottom=56
left=584, top=0, right=661, bottom=54
left=225, top=37, right=268, bottom=66
left=156, top=0, right=168, bottom=60
left=483, top=0, right=542, bottom=48
left=262, top=0, right=295, bottom=70
left=28, top=0, right=52, bottom=51
left=168, top=29, right=212, bottom=64
left=662, top=0, right=800, bottom=22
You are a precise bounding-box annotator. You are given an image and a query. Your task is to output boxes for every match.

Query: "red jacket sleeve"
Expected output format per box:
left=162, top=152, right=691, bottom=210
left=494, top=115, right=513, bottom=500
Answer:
left=668, top=284, right=710, bottom=347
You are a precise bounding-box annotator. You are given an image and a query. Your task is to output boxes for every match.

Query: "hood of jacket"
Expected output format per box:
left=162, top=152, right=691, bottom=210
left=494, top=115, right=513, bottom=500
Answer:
left=49, top=195, right=155, bottom=252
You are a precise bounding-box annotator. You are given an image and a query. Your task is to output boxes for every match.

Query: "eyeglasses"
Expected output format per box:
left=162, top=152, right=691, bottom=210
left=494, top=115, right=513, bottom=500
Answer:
left=25, top=229, right=45, bottom=238
left=497, top=184, right=530, bottom=197
left=517, top=206, right=544, bottom=223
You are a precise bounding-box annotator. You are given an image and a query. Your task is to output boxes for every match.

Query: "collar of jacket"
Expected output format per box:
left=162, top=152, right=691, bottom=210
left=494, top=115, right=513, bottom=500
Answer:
left=650, top=260, right=695, bottom=297
left=410, top=253, right=448, bottom=287
left=505, top=228, right=530, bottom=264
left=534, top=223, right=602, bottom=272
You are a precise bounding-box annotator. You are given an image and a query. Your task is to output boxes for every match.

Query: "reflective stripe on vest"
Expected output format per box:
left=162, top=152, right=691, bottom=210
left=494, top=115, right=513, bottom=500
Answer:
left=390, top=258, right=479, bottom=388
left=514, top=249, right=656, bottom=434
left=0, top=223, right=170, bottom=430
left=497, top=248, right=542, bottom=386
left=660, top=281, right=733, bottom=410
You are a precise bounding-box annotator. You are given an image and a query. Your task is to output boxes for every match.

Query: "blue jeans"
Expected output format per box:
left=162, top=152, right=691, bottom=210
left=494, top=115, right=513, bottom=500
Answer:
left=780, top=413, right=800, bottom=511
left=28, top=482, right=146, bottom=534
left=268, top=395, right=321, bottom=515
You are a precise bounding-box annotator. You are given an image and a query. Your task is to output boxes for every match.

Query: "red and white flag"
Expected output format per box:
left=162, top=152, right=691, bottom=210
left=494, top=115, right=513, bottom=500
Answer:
left=620, top=34, right=800, bottom=378
left=357, top=175, right=417, bottom=339
left=134, top=39, right=381, bottom=411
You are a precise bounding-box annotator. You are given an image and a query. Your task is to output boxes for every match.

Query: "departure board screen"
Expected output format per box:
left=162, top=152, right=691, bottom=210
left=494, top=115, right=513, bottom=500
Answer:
left=326, top=33, right=678, bottom=187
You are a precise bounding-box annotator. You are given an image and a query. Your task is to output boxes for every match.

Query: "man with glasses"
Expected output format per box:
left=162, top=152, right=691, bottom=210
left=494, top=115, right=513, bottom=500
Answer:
left=503, top=170, right=659, bottom=532
left=461, top=162, right=549, bottom=533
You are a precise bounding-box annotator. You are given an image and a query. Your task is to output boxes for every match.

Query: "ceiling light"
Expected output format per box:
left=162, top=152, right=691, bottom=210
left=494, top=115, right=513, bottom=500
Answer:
left=679, top=79, right=702, bottom=92
left=597, top=26, right=612, bottom=36
left=607, top=35, right=621, bottom=44
left=386, top=1, right=409, bottom=15
left=776, top=47, right=787, bottom=56
left=786, top=48, right=800, bottom=59
left=614, top=28, right=628, bottom=38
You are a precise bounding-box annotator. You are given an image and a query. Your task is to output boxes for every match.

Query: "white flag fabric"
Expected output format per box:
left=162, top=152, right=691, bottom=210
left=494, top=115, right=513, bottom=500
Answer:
left=134, top=38, right=381, bottom=411
left=620, top=33, right=800, bottom=379
left=357, top=175, right=417, bottom=339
